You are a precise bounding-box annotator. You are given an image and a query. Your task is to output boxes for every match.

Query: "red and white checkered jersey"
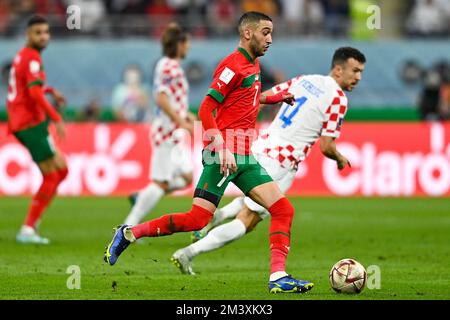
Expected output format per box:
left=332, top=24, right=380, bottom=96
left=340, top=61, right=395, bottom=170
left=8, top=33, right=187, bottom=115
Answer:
left=252, top=74, right=348, bottom=170
left=152, top=56, right=189, bottom=146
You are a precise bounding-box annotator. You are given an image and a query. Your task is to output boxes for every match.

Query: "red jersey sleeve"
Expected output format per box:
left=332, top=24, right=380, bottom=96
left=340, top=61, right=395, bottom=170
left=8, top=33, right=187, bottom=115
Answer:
left=321, top=90, right=348, bottom=139
left=25, top=52, right=45, bottom=88
left=207, top=57, right=241, bottom=103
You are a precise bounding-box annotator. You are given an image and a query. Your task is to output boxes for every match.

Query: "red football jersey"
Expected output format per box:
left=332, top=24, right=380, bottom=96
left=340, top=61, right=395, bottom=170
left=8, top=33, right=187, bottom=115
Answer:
left=6, top=47, right=48, bottom=132
left=206, top=48, right=261, bottom=154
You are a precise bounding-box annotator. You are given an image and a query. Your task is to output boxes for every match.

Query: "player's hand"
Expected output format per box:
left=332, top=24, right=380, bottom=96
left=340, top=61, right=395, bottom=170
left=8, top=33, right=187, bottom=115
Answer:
left=52, top=89, right=67, bottom=108
left=55, top=121, right=66, bottom=141
left=186, top=112, right=197, bottom=123
left=281, top=92, right=295, bottom=106
left=263, top=90, right=295, bottom=105
left=219, top=148, right=237, bottom=175
left=337, top=155, right=351, bottom=170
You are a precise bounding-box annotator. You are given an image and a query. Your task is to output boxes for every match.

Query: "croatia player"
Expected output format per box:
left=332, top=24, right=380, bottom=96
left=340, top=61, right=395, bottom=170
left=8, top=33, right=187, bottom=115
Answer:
left=171, top=47, right=366, bottom=276
left=6, top=16, right=68, bottom=244
left=104, top=12, right=315, bottom=294
left=123, top=23, right=195, bottom=226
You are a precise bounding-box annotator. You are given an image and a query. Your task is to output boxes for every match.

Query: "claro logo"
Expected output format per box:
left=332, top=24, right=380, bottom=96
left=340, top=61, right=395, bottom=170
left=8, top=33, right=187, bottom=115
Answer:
left=0, top=125, right=142, bottom=195
left=323, top=123, right=450, bottom=196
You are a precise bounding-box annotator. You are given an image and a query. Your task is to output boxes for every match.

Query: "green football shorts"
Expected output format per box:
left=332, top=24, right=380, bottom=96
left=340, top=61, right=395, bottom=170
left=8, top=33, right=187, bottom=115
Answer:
left=14, top=120, right=56, bottom=163
left=194, top=150, right=273, bottom=206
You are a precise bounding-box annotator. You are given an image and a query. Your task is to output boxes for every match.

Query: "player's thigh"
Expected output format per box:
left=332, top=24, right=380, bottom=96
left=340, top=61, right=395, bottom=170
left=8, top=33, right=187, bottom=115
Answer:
left=247, top=181, right=284, bottom=210
left=243, top=156, right=296, bottom=218
left=232, top=154, right=273, bottom=196
left=37, top=148, right=67, bottom=174
left=14, top=121, right=58, bottom=174
left=194, top=151, right=233, bottom=209
left=232, top=154, right=283, bottom=209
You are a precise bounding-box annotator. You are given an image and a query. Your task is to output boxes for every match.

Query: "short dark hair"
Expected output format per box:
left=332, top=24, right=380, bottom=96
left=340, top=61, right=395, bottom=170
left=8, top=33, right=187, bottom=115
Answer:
left=332, top=47, right=366, bottom=69
left=27, top=15, right=48, bottom=28
left=238, top=11, right=272, bottom=34
left=161, top=23, right=189, bottom=58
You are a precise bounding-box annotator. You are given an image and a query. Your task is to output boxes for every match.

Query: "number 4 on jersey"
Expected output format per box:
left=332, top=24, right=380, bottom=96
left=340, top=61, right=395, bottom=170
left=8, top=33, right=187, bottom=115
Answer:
left=279, top=96, right=307, bottom=128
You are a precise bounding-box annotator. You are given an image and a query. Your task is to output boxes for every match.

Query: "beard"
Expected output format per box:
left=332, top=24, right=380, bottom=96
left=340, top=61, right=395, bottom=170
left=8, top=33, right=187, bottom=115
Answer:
left=249, top=37, right=264, bottom=58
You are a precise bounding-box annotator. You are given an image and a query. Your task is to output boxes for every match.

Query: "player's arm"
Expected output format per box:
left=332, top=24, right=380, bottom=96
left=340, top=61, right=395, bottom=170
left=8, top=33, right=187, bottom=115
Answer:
left=260, top=89, right=294, bottom=106
left=155, top=92, right=193, bottom=135
left=259, top=76, right=301, bottom=107
left=43, top=86, right=67, bottom=108
left=25, top=56, right=65, bottom=138
left=200, top=62, right=241, bottom=174
left=320, top=136, right=351, bottom=170
left=320, top=94, right=350, bottom=170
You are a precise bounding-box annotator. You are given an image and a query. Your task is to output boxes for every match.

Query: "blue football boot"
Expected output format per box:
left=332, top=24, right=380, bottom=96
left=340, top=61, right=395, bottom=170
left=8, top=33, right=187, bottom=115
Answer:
left=269, top=275, right=314, bottom=293
left=104, top=225, right=131, bottom=266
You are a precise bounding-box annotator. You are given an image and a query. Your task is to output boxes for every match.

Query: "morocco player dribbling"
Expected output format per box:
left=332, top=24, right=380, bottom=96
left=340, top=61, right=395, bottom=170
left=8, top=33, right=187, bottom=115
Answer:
left=104, top=12, right=314, bottom=293
left=6, top=16, right=68, bottom=244
left=172, top=47, right=366, bottom=276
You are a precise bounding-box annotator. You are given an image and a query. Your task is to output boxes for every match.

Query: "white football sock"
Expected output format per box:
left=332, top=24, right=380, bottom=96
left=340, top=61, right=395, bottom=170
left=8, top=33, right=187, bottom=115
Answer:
left=19, top=225, right=36, bottom=236
left=123, top=227, right=136, bottom=242
left=124, top=183, right=165, bottom=226
left=269, top=271, right=289, bottom=282
left=186, top=219, right=247, bottom=259
left=208, top=197, right=245, bottom=230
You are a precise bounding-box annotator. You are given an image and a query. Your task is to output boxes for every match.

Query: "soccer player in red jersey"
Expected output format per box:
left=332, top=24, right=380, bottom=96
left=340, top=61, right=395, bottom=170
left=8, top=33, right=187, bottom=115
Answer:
left=105, top=12, right=314, bottom=293
left=6, top=16, right=68, bottom=245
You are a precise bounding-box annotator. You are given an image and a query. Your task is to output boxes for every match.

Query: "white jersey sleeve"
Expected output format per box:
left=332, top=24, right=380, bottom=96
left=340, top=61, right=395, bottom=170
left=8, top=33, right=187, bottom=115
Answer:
left=321, top=90, right=348, bottom=139
left=252, top=74, right=348, bottom=170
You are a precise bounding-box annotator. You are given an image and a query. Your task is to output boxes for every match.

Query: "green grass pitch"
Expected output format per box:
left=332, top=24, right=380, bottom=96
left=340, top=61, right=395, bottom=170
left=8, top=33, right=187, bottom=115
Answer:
left=0, top=196, right=449, bottom=300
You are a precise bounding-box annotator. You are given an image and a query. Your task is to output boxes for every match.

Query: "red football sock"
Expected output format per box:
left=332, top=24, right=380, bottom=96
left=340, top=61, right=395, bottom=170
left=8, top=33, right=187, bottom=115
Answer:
left=268, top=197, right=295, bottom=274
left=24, top=171, right=61, bottom=229
left=131, top=205, right=213, bottom=239
left=57, top=167, right=68, bottom=183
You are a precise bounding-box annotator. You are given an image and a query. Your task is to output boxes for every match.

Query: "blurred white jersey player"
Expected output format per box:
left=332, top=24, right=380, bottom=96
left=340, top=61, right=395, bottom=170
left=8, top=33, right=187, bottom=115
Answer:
left=171, top=47, right=366, bottom=275
left=124, top=23, right=196, bottom=226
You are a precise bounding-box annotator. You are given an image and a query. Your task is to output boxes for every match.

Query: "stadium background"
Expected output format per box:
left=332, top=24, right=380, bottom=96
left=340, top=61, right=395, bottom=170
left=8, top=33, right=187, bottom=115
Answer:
left=1, top=0, right=449, bottom=198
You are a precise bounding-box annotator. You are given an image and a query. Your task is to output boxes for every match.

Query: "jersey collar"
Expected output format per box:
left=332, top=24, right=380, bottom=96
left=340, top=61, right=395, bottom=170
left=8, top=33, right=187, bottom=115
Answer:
left=238, top=47, right=255, bottom=65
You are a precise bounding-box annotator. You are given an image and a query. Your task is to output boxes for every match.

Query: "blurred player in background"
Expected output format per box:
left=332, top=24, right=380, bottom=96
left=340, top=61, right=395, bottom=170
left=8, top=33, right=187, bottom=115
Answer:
left=172, top=47, right=366, bottom=275
left=6, top=15, right=68, bottom=245
left=123, top=23, right=196, bottom=226
left=105, top=11, right=315, bottom=294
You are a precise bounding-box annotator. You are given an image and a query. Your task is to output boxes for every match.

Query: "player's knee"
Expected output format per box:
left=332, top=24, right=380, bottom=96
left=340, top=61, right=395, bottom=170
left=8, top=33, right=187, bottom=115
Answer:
left=58, top=167, right=68, bottom=181
left=269, top=197, right=294, bottom=219
left=188, top=205, right=213, bottom=230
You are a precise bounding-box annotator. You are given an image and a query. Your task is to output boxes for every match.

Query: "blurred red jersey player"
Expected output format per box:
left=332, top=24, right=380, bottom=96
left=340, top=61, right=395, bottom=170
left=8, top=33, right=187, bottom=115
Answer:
left=6, top=15, right=68, bottom=245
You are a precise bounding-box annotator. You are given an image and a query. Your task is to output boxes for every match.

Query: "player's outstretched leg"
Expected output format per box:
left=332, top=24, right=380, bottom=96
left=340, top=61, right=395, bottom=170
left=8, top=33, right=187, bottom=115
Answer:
left=104, top=203, right=214, bottom=266
left=191, top=197, right=244, bottom=242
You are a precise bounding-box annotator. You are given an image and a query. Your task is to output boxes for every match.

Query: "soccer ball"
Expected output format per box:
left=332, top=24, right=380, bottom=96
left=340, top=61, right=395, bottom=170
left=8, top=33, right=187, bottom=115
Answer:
left=329, top=258, right=367, bottom=294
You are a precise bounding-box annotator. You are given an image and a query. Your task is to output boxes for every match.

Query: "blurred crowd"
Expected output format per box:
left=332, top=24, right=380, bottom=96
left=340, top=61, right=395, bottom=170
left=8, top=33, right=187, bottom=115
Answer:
left=0, top=0, right=449, bottom=39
